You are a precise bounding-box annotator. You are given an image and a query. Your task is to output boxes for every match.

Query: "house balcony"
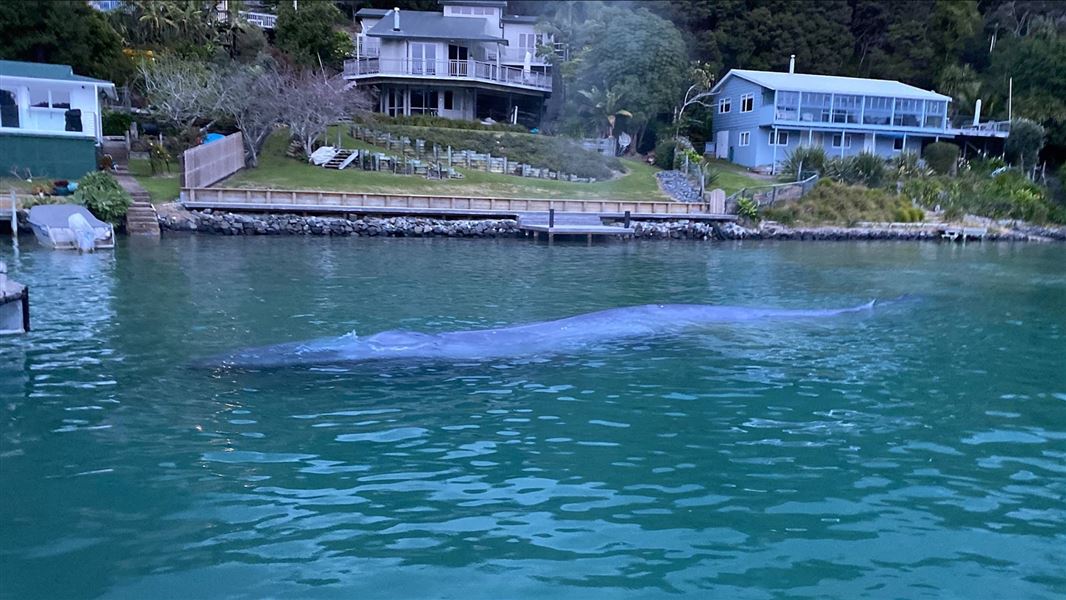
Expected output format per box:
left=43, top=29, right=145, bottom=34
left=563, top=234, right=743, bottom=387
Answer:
left=492, top=47, right=550, bottom=65
left=344, top=58, right=552, bottom=93
left=239, top=10, right=277, bottom=29
left=0, top=108, right=99, bottom=140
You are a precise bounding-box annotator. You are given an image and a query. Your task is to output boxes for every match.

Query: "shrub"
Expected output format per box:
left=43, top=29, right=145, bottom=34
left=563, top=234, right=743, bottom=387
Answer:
left=102, top=111, right=134, bottom=136
left=653, top=139, right=676, bottom=170
left=824, top=156, right=860, bottom=185
left=891, top=152, right=929, bottom=179
left=924, top=142, right=960, bottom=175
left=372, top=124, right=623, bottom=180
left=893, top=205, right=925, bottom=223
left=1005, top=118, right=1045, bottom=170
left=781, top=145, right=826, bottom=179
left=369, top=114, right=526, bottom=133
left=762, top=179, right=916, bottom=226
left=852, top=152, right=887, bottom=187
left=74, top=171, right=131, bottom=223
left=736, top=197, right=758, bottom=221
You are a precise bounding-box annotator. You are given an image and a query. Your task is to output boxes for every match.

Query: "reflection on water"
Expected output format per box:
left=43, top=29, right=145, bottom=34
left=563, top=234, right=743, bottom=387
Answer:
left=1, top=236, right=1065, bottom=599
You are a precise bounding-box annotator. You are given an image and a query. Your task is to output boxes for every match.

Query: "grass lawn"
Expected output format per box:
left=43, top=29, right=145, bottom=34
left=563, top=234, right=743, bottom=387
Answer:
left=220, top=127, right=668, bottom=201
left=129, top=159, right=181, bottom=204
left=706, top=159, right=772, bottom=195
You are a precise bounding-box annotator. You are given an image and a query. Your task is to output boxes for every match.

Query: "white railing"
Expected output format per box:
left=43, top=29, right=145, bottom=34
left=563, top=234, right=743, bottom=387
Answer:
left=494, top=47, right=549, bottom=64
left=239, top=11, right=277, bottom=29
left=344, top=58, right=551, bottom=91
left=1, top=109, right=97, bottom=138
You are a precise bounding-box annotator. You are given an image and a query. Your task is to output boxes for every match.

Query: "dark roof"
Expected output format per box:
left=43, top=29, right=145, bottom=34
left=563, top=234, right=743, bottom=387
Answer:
left=501, top=14, right=536, bottom=24
left=0, top=60, right=114, bottom=86
left=367, top=9, right=507, bottom=43
left=355, top=8, right=390, bottom=18
left=439, top=0, right=508, bottom=7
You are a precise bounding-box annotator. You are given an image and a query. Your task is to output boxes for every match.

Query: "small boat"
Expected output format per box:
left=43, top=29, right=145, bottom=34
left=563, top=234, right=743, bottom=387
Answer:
left=27, top=205, right=115, bottom=251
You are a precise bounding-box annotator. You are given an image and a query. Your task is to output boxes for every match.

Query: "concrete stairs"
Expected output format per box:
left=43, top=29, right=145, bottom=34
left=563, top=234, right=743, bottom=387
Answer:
left=126, top=197, right=160, bottom=236
left=113, top=169, right=161, bottom=236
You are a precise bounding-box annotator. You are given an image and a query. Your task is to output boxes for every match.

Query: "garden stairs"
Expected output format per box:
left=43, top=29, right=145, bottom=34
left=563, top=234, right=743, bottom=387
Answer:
left=114, top=166, right=160, bottom=236
left=323, top=149, right=357, bottom=170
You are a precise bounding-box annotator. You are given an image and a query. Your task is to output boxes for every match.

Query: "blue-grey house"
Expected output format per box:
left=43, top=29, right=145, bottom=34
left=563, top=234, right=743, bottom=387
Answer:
left=709, top=67, right=1006, bottom=172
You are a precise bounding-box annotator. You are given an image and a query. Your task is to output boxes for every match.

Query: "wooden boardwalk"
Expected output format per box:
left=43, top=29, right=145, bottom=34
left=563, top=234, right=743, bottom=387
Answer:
left=517, top=212, right=633, bottom=244
left=181, top=187, right=737, bottom=222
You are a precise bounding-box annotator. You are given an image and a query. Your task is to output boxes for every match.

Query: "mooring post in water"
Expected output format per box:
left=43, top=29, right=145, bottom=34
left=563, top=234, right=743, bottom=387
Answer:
left=549, top=208, right=555, bottom=228
left=21, top=287, right=30, bottom=333
left=624, top=210, right=631, bottom=228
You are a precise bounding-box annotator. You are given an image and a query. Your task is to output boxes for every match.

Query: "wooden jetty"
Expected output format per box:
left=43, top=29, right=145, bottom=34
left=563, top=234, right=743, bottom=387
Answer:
left=518, top=211, right=634, bottom=244
left=940, top=226, right=988, bottom=242
left=0, top=264, right=29, bottom=335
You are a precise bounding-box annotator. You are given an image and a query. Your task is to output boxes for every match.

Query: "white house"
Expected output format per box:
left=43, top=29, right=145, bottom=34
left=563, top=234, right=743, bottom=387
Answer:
left=344, top=0, right=552, bottom=127
left=1, top=60, right=116, bottom=179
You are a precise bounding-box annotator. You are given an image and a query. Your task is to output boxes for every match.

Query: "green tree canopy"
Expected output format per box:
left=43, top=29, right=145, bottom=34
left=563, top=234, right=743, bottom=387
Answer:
left=275, top=0, right=350, bottom=68
left=0, top=0, right=132, bottom=83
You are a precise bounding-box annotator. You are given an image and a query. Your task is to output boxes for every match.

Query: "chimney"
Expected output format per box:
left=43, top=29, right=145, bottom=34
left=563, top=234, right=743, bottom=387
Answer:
left=789, top=54, right=795, bottom=74
left=393, top=7, right=400, bottom=31
left=973, top=99, right=982, bottom=127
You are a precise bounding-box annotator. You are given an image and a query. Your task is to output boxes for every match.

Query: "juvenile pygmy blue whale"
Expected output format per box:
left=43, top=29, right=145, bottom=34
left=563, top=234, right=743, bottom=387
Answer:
left=205, top=300, right=901, bottom=369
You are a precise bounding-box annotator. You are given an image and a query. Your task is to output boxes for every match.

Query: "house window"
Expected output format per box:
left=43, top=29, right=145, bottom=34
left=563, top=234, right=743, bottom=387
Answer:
left=518, top=33, right=544, bottom=50
left=832, top=94, right=861, bottom=124
left=863, top=96, right=892, bottom=125
left=801, top=92, right=831, bottom=122
left=30, top=88, right=49, bottom=108
left=893, top=137, right=904, bottom=151
left=410, top=42, right=437, bottom=75
left=924, top=100, right=946, bottom=128
left=0, top=88, right=19, bottom=128
left=769, top=130, right=789, bottom=146
left=739, top=131, right=750, bottom=147
left=50, top=89, right=71, bottom=109
left=410, top=90, right=438, bottom=115
left=893, top=98, right=922, bottom=127
left=443, top=90, right=454, bottom=111
left=718, top=98, right=731, bottom=114
left=832, top=133, right=853, bottom=148
left=740, top=93, right=754, bottom=112
left=775, top=91, right=799, bottom=120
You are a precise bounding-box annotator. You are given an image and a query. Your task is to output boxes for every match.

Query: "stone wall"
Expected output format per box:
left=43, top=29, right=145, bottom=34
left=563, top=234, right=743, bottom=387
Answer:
left=159, top=209, right=518, bottom=238
left=157, top=207, right=1063, bottom=242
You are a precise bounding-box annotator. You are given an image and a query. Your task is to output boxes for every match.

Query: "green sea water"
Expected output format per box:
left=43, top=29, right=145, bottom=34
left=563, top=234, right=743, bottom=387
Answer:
left=1, top=236, right=1064, bottom=599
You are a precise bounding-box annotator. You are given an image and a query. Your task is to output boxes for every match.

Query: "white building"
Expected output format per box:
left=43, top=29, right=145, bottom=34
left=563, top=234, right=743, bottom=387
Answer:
left=0, top=60, right=116, bottom=179
left=345, top=0, right=552, bottom=127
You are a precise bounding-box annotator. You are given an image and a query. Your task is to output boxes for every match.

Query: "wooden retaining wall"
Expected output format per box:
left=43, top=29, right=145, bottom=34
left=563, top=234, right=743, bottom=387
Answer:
left=181, top=133, right=245, bottom=189
left=182, top=187, right=734, bottom=220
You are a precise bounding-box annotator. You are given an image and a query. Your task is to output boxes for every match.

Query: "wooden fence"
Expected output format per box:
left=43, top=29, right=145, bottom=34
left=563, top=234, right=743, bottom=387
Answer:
left=181, top=187, right=735, bottom=220
left=181, top=133, right=245, bottom=189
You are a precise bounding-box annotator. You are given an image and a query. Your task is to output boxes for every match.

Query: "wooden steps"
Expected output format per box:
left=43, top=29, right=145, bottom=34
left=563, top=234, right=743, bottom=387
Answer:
left=322, top=149, right=356, bottom=170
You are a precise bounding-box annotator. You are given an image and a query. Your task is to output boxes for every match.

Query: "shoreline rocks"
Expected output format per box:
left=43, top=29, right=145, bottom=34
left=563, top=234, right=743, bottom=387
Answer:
left=655, top=171, right=703, bottom=202
left=156, top=206, right=1066, bottom=242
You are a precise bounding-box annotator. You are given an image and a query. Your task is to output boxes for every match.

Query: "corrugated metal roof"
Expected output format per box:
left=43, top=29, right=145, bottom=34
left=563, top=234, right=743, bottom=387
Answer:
left=355, top=8, right=390, bottom=17
left=367, top=9, right=507, bottom=43
left=714, top=69, right=950, bottom=101
left=0, top=60, right=114, bottom=86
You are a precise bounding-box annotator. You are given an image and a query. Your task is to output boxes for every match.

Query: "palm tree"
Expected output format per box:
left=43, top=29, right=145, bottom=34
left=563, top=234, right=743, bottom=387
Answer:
left=577, top=86, right=632, bottom=138
left=938, top=64, right=982, bottom=120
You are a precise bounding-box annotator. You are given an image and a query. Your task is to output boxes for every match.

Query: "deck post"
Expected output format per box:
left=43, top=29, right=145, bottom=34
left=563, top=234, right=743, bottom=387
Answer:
left=587, top=233, right=592, bottom=246
left=548, top=208, right=555, bottom=227
left=624, top=210, right=631, bottom=228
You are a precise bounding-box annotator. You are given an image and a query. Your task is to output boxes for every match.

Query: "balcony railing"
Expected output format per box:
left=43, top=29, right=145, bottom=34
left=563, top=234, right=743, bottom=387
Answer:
left=344, top=58, right=552, bottom=91
left=239, top=11, right=277, bottom=29
left=493, top=47, right=549, bottom=64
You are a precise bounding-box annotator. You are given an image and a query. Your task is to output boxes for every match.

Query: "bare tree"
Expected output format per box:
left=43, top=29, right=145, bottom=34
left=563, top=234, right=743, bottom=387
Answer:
left=674, top=63, right=717, bottom=139
left=281, top=70, right=373, bottom=159
left=225, top=65, right=287, bottom=167
left=139, top=55, right=228, bottom=130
